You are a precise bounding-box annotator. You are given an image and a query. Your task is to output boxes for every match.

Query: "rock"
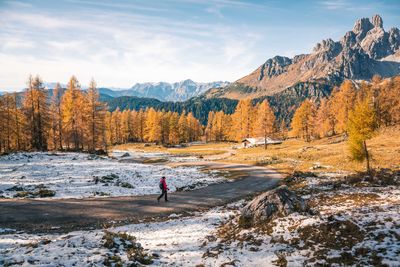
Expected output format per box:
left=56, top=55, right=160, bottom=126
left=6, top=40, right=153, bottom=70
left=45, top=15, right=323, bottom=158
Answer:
left=121, top=152, right=130, bottom=158
left=388, top=27, right=400, bottom=51
left=371, top=14, right=383, bottom=29
left=239, top=185, right=309, bottom=228
left=118, top=182, right=134, bottom=189
left=341, top=31, right=357, bottom=48
left=258, top=56, right=292, bottom=80
left=352, top=17, right=373, bottom=42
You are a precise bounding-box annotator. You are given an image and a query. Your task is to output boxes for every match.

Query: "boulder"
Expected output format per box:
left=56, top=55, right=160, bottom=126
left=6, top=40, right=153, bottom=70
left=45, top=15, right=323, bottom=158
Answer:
left=121, top=152, right=130, bottom=158
left=239, top=185, right=309, bottom=228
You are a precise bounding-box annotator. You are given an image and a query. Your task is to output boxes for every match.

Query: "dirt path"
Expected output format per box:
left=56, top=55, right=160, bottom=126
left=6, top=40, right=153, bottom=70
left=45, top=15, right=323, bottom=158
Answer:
left=0, top=162, right=281, bottom=233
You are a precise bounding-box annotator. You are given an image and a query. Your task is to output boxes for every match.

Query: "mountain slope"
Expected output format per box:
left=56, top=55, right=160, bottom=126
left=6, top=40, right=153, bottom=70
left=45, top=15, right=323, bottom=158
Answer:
left=206, top=15, right=400, bottom=100
left=105, top=95, right=238, bottom=124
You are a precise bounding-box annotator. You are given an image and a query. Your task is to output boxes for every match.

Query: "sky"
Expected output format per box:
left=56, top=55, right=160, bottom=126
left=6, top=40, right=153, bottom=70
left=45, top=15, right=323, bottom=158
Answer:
left=0, top=0, right=399, bottom=91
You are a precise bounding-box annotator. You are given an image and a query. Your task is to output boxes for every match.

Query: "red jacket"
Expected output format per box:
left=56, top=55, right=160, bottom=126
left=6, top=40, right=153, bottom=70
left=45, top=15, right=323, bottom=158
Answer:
left=160, top=179, right=168, bottom=190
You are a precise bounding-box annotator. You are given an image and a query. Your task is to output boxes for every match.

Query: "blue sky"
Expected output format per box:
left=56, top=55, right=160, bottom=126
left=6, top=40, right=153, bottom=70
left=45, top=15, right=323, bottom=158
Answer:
left=0, top=0, right=399, bottom=91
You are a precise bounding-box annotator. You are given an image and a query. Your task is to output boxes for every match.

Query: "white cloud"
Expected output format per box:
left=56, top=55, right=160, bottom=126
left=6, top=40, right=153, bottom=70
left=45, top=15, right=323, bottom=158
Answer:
left=320, top=0, right=373, bottom=11
left=0, top=6, right=261, bottom=90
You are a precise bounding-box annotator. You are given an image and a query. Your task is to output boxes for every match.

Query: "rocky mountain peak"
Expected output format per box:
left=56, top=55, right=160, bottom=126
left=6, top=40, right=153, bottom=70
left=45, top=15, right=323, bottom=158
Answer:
left=389, top=27, right=400, bottom=51
left=313, top=38, right=342, bottom=57
left=209, top=14, right=399, bottom=100
left=371, top=14, right=383, bottom=28
left=258, top=56, right=292, bottom=80
left=352, top=17, right=373, bottom=37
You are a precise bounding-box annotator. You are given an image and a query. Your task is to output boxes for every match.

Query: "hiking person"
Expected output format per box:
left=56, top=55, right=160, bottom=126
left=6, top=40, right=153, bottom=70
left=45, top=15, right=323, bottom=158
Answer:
left=157, top=176, right=169, bottom=202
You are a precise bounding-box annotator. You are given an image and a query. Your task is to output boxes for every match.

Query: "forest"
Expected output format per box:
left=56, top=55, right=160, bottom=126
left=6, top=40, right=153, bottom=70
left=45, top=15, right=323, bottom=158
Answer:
left=0, top=75, right=399, bottom=161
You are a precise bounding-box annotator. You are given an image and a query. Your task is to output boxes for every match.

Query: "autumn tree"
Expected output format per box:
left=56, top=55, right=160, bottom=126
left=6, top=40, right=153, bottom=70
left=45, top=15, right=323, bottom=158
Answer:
left=145, top=108, right=162, bottom=143
left=254, top=100, right=276, bottom=149
left=347, top=96, right=378, bottom=172
left=49, top=83, right=64, bottom=150
left=279, top=120, right=288, bottom=140
left=205, top=111, right=215, bottom=142
left=232, top=99, right=254, bottom=141
left=23, top=75, right=49, bottom=150
left=61, top=76, right=85, bottom=150
left=290, top=99, right=317, bottom=142
left=86, top=79, right=107, bottom=151
left=178, top=112, right=189, bottom=143
left=168, top=112, right=180, bottom=144
left=315, top=98, right=336, bottom=138
left=2, top=93, right=14, bottom=151
left=330, top=80, right=357, bottom=134
left=161, top=111, right=171, bottom=144
left=187, top=112, right=202, bottom=142
left=375, top=76, right=400, bottom=126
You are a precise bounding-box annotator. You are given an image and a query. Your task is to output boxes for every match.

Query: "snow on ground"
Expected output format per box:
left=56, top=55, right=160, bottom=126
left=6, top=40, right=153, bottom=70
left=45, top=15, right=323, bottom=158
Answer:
left=112, top=150, right=200, bottom=163
left=0, top=172, right=399, bottom=266
left=211, top=171, right=400, bottom=266
left=0, top=152, right=225, bottom=199
left=1, top=154, right=398, bottom=266
left=0, top=203, right=241, bottom=266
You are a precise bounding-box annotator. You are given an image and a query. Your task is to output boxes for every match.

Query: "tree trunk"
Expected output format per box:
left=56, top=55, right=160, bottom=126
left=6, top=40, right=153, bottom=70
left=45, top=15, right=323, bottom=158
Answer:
left=363, top=140, right=371, bottom=173
left=264, top=135, right=267, bottom=150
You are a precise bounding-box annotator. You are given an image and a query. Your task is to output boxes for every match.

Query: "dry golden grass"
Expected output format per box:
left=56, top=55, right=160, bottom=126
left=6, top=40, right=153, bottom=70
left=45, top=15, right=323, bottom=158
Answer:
left=112, top=126, right=400, bottom=174
left=225, top=126, right=400, bottom=174
left=112, top=142, right=232, bottom=157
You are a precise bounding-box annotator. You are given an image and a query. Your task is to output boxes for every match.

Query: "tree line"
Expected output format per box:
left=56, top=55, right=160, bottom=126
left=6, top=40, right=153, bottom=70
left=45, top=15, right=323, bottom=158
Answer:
left=205, top=99, right=279, bottom=147
left=0, top=75, right=203, bottom=153
left=1, top=75, right=399, bottom=163
left=290, top=76, right=400, bottom=170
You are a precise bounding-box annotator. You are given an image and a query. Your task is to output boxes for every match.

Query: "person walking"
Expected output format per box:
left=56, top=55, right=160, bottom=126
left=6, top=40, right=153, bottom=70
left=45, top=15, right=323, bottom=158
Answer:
left=157, top=176, right=169, bottom=202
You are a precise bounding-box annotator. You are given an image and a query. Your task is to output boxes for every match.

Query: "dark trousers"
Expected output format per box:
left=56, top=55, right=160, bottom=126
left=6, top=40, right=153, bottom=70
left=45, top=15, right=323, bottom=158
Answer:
left=157, top=189, right=168, bottom=201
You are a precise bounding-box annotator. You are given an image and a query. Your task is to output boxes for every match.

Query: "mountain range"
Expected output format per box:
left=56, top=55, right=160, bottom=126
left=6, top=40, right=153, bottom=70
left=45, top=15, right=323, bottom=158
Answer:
left=205, top=14, right=400, bottom=100
left=98, top=79, right=229, bottom=102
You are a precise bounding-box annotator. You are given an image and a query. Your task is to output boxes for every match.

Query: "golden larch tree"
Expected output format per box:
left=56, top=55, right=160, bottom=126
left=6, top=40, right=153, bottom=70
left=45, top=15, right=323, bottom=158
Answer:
left=290, top=99, right=317, bottom=142
left=254, top=100, right=276, bottom=149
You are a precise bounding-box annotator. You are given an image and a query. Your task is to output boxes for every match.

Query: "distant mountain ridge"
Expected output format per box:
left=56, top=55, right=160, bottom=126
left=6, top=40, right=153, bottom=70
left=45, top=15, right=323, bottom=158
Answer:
left=98, top=79, right=229, bottom=101
left=205, top=14, right=400, bottom=100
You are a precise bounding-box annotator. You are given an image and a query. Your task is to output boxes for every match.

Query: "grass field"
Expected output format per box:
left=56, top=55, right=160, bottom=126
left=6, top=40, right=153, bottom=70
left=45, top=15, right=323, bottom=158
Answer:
left=112, top=126, right=400, bottom=175
left=227, top=126, right=400, bottom=175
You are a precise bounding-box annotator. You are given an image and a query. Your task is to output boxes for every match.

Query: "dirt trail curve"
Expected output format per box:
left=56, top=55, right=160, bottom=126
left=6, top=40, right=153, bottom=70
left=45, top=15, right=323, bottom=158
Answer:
left=0, top=162, right=281, bottom=233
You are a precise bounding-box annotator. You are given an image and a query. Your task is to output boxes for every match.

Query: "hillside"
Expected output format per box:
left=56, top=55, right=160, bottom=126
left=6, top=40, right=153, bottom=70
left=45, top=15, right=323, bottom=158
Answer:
left=206, top=15, right=400, bottom=100
left=105, top=95, right=238, bottom=124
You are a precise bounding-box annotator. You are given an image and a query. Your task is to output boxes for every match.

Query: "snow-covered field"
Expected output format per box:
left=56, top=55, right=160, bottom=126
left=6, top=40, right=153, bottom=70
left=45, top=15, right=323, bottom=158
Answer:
left=0, top=152, right=225, bottom=199
left=1, top=151, right=398, bottom=266
left=1, top=172, right=399, bottom=266
left=0, top=204, right=240, bottom=266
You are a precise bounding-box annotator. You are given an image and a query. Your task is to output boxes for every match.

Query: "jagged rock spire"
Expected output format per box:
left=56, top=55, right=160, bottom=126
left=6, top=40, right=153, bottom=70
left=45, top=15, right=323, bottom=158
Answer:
left=371, top=14, right=383, bottom=28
